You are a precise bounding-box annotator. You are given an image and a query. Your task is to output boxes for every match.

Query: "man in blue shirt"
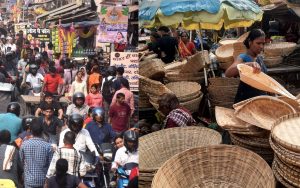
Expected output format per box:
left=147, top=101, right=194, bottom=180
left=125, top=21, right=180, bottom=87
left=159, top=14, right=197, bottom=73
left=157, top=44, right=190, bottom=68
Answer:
left=0, top=102, right=22, bottom=142
left=85, top=107, right=116, bottom=188
left=85, top=107, right=116, bottom=147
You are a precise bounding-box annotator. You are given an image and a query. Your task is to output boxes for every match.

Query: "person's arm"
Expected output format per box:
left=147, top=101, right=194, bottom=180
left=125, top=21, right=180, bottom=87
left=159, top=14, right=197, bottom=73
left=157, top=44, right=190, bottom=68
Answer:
left=110, top=92, right=117, bottom=107
left=78, top=182, right=88, bottom=188
left=108, top=106, right=114, bottom=124
left=225, top=56, right=262, bottom=77
left=66, top=105, right=72, bottom=116
left=58, top=109, right=63, bottom=120
left=69, top=81, right=75, bottom=97
left=130, top=93, right=135, bottom=116
left=85, top=130, right=99, bottom=156
left=46, top=151, right=59, bottom=178
left=58, top=130, right=65, bottom=148
left=83, top=83, right=88, bottom=96
left=35, top=107, right=42, bottom=117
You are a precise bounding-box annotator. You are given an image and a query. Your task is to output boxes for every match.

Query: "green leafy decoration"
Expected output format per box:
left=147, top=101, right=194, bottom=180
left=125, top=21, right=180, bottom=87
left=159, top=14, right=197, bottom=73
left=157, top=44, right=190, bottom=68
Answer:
left=101, top=7, right=107, bottom=15
left=122, top=7, right=129, bottom=16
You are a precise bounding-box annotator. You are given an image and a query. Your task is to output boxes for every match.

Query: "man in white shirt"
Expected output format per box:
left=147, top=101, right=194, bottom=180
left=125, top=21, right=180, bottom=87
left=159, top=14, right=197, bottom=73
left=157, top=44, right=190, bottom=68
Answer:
left=111, top=130, right=138, bottom=170
left=66, top=92, right=89, bottom=118
left=25, top=64, right=44, bottom=95
left=59, top=113, right=99, bottom=157
left=17, top=53, right=28, bottom=78
left=4, top=36, right=16, bottom=54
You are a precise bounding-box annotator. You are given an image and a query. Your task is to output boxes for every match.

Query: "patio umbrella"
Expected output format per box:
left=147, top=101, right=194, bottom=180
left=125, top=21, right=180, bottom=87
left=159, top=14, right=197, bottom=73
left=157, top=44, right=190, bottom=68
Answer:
left=139, top=0, right=263, bottom=30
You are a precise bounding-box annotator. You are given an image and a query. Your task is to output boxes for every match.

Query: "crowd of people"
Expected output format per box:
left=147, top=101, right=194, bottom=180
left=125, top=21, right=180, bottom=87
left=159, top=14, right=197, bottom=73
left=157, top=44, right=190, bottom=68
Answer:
left=0, top=29, right=139, bottom=188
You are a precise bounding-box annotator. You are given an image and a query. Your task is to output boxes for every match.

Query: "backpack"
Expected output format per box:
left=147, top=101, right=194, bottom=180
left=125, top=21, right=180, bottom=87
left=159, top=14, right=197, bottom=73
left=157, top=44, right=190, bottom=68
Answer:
left=102, top=76, right=115, bottom=104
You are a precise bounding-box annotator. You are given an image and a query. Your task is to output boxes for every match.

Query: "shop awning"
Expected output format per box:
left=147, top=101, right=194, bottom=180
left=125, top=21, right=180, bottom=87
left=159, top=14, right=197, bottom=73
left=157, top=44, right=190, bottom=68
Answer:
left=36, top=3, right=77, bottom=19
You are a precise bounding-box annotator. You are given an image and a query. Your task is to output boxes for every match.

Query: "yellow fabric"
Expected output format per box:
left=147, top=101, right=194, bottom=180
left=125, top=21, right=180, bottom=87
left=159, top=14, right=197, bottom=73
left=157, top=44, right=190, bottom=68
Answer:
left=0, top=179, right=16, bottom=188
left=140, top=3, right=263, bottom=30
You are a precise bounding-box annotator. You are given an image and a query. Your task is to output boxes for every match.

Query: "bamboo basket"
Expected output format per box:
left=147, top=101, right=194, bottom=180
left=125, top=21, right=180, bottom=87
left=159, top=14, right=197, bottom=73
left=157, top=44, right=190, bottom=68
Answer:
left=216, top=43, right=234, bottom=63
left=181, top=94, right=203, bottom=112
left=165, top=81, right=201, bottom=102
left=179, top=51, right=209, bottom=73
left=264, top=56, right=283, bottom=67
left=140, top=127, right=222, bottom=186
left=152, top=145, right=275, bottom=188
left=140, top=58, right=165, bottom=79
left=264, top=42, right=297, bottom=57
left=164, top=60, right=187, bottom=72
left=139, top=90, right=152, bottom=108
left=139, top=75, right=172, bottom=96
left=208, top=85, right=238, bottom=102
left=209, top=77, right=240, bottom=86
left=235, top=96, right=296, bottom=130
left=237, top=64, right=297, bottom=99
left=166, top=76, right=204, bottom=83
left=271, top=113, right=300, bottom=153
left=219, top=61, right=233, bottom=70
left=219, top=38, right=236, bottom=46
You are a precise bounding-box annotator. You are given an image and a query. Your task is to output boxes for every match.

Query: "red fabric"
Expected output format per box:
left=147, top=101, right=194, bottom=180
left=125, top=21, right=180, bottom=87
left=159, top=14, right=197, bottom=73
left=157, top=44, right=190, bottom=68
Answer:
left=109, top=103, right=131, bottom=132
left=85, top=93, right=103, bottom=108
left=43, top=73, right=64, bottom=94
left=84, top=117, right=93, bottom=126
left=165, top=107, right=192, bottom=129
left=186, top=42, right=196, bottom=54
left=129, top=167, right=139, bottom=181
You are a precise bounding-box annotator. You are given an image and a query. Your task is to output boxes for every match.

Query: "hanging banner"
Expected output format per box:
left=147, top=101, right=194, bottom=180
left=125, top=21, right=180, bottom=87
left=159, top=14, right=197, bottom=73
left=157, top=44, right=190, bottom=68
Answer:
left=110, top=52, right=139, bottom=91
left=15, top=23, right=31, bottom=35
left=96, top=6, right=128, bottom=46
left=26, top=28, right=51, bottom=42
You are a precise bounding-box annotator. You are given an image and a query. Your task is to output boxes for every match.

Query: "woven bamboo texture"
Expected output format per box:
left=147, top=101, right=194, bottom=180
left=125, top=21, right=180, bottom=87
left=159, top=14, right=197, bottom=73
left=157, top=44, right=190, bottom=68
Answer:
left=264, top=42, right=297, bottom=57
left=272, top=162, right=295, bottom=188
left=208, top=84, right=238, bottom=108
left=139, top=75, right=172, bottom=96
left=140, top=58, right=165, bottom=79
left=139, top=126, right=222, bottom=170
left=181, top=94, right=203, bottom=112
left=180, top=51, right=209, bottom=73
left=164, top=60, right=187, bottom=72
left=139, top=90, right=152, bottom=108
left=209, top=77, right=240, bottom=86
left=237, top=64, right=297, bottom=99
left=277, top=96, right=300, bottom=112
left=151, top=145, right=275, bottom=188
left=216, top=43, right=234, bottom=63
left=219, top=61, right=233, bottom=70
left=165, top=81, right=201, bottom=102
left=264, top=56, right=283, bottom=68
left=271, top=113, right=300, bottom=153
left=235, top=96, right=296, bottom=130
left=270, top=136, right=300, bottom=168
left=273, top=158, right=300, bottom=187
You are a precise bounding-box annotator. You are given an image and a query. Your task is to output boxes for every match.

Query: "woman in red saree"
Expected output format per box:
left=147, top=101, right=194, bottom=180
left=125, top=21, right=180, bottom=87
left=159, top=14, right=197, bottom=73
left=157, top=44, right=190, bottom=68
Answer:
left=178, top=31, right=196, bottom=58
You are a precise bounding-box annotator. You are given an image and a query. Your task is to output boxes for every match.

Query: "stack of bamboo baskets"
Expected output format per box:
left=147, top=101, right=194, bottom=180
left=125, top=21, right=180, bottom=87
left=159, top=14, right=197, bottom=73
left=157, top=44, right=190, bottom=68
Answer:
left=263, top=42, right=296, bottom=67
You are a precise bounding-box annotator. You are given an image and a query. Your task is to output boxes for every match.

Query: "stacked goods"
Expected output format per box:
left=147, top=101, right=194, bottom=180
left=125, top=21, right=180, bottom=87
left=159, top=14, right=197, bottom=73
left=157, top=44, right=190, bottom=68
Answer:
left=139, top=90, right=152, bottom=108
left=179, top=50, right=209, bottom=73
left=139, top=127, right=222, bottom=188
left=208, top=77, right=240, bottom=108
left=215, top=96, right=298, bottom=164
left=139, top=75, right=172, bottom=105
left=215, top=106, right=273, bottom=163
left=165, top=71, right=204, bottom=82
left=263, top=42, right=297, bottom=67
left=164, top=60, right=187, bottom=73
left=147, top=81, right=203, bottom=113
left=270, top=113, right=300, bottom=187
left=216, top=32, right=249, bottom=70
left=165, top=82, right=203, bottom=112
left=139, top=58, right=165, bottom=79
left=152, top=145, right=276, bottom=188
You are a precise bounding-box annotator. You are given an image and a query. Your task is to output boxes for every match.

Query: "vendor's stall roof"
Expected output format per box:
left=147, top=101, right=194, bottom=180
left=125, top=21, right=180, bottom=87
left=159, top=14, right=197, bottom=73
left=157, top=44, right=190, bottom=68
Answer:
left=263, top=3, right=300, bottom=21
left=49, top=4, right=82, bottom=17
left=36, top=3, right=77, bottom=19
left=60, top=20, right=100, bottom=28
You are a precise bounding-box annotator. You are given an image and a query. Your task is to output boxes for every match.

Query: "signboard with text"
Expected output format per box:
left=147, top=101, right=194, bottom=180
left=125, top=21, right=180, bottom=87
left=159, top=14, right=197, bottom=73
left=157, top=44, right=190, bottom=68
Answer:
left=96, top=6, right=128, bottom=46
left=26, top=28, right=51, bottom=42
left=110, top=52, right=139, bottom=91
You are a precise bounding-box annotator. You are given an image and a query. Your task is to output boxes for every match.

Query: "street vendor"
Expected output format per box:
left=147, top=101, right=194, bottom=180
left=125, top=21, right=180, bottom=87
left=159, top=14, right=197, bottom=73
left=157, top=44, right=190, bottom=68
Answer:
left=178, top=31, right=196, bottom=58
left=157, top=93, right=196, bottom=129
left=225, top=29, right=267, bottom=103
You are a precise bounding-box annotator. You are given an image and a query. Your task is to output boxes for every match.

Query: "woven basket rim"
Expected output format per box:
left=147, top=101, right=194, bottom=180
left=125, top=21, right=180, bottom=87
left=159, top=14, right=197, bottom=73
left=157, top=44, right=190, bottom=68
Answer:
left=165, top=81, right=201, bottom=98
left=179, top=51, right=208, bottom=73
left=230, top=133, right=271, bottom=148
left=139, top=126, right=222, bottom=171
left=272, top=162, right=295, bottom=188
left=235, top=96, right=296, bottom=130
left=152, top=145, right=275, bottom=188
left=271, top=113, right=300, bottom=153
left=237, top=64, right=297, bottom=99
left=273, top=159, right=300, bottom=187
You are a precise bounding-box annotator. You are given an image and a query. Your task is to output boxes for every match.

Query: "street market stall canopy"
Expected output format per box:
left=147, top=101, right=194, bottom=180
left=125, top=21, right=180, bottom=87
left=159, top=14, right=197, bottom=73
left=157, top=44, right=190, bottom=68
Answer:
left=139, top=0, right=263, bottom=30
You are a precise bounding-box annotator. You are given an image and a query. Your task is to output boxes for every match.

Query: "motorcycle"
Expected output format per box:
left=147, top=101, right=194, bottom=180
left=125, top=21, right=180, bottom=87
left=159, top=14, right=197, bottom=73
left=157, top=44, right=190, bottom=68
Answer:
left=82, top=143, right=114, bottom=188
left=116, top=163, right=138, bottom=188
